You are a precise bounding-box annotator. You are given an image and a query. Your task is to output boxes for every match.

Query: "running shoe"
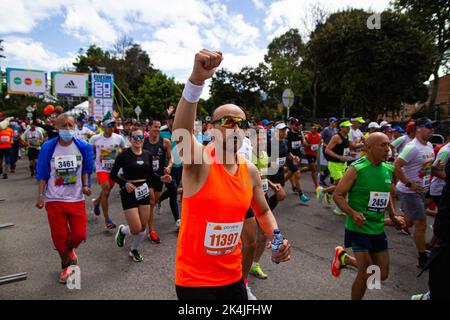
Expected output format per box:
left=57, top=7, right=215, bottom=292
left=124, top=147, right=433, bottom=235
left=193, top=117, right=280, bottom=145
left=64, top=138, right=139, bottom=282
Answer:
left=418, top=253, right=428, bottom=269
left=333, top=207, right=345, bottom=216
left=115, top=225, right=126, bottom=247
left=68, top=249, right=78, bottom=265
left=299, top=193, right=310, bottom=203
left=105, top=219, right=116, bottom=230
left=316, top=187, right=324, bottom=204
left=175, top=219, right=181, bottom=230
left=91, top=198, right=101, bottom=216
left=246, top=284, right=257, bottom=300
left=149, top=230, right=161, bottom=244
left=129, top=249, right=144, bottom=262
left=59, top=267, right=71, bottom=284
left=411, top=292, right=430, bottom=300
left=332, top=246, right=346, bottom=277
left=249, top=263, right=268, bottom=280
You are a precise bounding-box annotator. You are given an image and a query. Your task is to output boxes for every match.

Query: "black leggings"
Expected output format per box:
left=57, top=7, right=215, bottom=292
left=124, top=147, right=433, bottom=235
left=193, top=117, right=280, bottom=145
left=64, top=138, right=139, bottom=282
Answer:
left=159, top=186, right=179, bottom=221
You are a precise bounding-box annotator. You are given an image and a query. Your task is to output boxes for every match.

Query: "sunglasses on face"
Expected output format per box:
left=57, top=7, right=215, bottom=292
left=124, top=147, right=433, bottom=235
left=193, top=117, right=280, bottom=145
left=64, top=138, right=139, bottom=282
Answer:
left=132, top=134, right=144, bottom=141
left=212, top=117, right=250, bottom=129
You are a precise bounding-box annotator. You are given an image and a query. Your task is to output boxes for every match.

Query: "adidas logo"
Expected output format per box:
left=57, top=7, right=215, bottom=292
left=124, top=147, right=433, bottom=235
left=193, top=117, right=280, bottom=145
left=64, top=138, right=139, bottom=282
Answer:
left=64, top=80, right=78, bottom=89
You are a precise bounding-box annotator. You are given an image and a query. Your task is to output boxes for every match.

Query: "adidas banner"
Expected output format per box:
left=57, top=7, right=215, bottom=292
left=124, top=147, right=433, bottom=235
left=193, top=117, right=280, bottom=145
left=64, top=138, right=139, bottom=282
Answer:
left=52, top=72, right=89, bottom=96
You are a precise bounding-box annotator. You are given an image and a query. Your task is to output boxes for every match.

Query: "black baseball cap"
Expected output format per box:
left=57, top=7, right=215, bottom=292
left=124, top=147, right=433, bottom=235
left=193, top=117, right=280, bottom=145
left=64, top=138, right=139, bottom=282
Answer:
left=415, top=118, right=439, bottom=129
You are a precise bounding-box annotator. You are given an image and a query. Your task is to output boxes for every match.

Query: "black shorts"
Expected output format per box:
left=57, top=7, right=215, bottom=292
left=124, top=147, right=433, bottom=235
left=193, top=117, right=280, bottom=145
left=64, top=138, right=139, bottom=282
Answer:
left=149, top=176, right=164, bottom=193
left=306, top=154, right=317, bottom=164
left=245, top=208, right=254, bottom=219
left=344, top=229, right=388, bottom=253
left=176, top=278, right=247, bottom=300
left=286, top=158, right=299, bottom=173
left=27, top=148, right=40, bottom=161
left=268, top=174, right=285, bottom=186
left=119, top=182, right=151, bottom=210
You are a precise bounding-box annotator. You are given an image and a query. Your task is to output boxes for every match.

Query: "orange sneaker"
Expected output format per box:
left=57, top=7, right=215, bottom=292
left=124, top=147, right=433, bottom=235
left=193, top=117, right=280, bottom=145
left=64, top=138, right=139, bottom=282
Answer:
left=59, top=267, right=71, bottom=284
left=148, top=230, right=161, bottom=244
left=331, top=246, right=346, bottom=277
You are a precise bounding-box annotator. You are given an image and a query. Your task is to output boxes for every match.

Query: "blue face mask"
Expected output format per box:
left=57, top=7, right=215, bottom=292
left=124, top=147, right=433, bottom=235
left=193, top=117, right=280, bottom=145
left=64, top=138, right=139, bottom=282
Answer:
left=59, top=129, right=75, bottom=142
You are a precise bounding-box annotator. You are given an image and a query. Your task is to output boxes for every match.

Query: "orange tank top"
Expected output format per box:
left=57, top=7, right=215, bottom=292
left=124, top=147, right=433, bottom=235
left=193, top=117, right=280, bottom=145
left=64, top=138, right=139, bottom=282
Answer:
left=175, top=146, right=253, bottom=287
left=0, top=128, right=13, bottom=149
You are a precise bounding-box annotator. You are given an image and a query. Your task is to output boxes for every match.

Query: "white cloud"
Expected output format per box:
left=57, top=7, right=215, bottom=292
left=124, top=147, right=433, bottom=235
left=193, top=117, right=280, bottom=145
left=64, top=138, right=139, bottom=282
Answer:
left=0, top=0, right=63, bottom=33
left=2, top=37, right=76, bottom=71
left=252, top=0, right=266, bottom=10
left=62, top=2, right=118, bottom=45
left=264, top=0, right=391, bottom=39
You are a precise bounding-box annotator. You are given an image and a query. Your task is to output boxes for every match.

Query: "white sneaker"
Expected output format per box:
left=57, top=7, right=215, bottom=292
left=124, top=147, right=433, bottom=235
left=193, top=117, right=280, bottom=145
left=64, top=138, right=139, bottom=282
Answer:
left=176, top=219, right=181, bottom=230
left=246, top=284, right=257, bottom=300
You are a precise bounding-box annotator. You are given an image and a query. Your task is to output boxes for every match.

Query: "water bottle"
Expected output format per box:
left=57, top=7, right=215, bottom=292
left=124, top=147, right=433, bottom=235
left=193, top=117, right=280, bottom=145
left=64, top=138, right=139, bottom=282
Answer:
left=271, top=229, right=284, bottom=264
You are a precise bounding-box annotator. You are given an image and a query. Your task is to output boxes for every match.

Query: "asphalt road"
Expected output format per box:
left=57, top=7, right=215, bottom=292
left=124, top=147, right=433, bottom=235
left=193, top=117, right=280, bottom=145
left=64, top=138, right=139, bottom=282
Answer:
left=0, top=158, right=430, bottom=300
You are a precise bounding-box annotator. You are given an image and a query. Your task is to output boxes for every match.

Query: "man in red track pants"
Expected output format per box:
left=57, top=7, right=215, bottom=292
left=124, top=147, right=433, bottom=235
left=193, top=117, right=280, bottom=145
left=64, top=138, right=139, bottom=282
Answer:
left=35, top=114, right=94, bottom=284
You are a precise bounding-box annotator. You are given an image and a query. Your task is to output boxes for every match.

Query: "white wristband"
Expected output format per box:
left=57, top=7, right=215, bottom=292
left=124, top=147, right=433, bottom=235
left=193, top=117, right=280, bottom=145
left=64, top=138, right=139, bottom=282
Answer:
left=182, top=80, right=204, bottom=104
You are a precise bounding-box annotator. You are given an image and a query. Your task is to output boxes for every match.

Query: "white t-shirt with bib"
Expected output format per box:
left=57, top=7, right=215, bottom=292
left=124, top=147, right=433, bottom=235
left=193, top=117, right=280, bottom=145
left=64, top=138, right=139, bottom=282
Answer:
left=90, top=133, right=127, bottom=173
left=348, top=128, right=364, bottom=161
left=396, top=138, right=435, bottom=194
left=46, top=143, right=84, bottom=203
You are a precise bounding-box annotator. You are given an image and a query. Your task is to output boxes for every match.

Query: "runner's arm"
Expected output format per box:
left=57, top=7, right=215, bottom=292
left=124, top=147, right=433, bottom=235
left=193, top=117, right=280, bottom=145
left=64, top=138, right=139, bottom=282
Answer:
left=333, top=167, right=358, bottom=217
left=173, top=50, right=222, bottom=167
left=109, top=154, right=126, bottom=188
left=248, top=163, right=278, bottom=236
left=164, top=138, right=174, bottom=172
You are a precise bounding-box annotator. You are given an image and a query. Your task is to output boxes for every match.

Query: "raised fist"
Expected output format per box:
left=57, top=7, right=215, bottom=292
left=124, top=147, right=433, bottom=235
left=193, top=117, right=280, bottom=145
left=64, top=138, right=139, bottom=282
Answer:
left=189, top=49, right=223, bottom=85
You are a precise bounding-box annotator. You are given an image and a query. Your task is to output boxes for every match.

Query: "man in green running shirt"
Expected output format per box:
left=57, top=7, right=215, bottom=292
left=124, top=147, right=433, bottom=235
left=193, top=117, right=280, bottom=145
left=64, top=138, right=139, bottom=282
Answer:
left=330, top=132, right=406, bottom=300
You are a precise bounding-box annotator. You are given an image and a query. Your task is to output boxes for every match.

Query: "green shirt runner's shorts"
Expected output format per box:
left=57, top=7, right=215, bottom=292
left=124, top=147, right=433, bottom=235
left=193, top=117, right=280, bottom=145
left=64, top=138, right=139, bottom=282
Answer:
left=328, top=161, right=347, bottom=181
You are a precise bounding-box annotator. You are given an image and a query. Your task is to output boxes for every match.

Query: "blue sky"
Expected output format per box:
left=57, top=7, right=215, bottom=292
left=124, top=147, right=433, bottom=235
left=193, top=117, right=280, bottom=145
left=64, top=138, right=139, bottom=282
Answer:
left=1, top=0, right=391, bottom=94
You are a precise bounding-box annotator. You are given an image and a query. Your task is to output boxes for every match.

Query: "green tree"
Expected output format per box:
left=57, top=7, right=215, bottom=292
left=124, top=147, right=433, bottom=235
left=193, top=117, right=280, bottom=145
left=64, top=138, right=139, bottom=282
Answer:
left=73, top=43, right=156, bottom=115
left=209, top=68, right=277, bottom=120
left=262, top=29, right=311, bottom=118
left=133, top=71, right=183, bottom=120
left=305, top=9, right=436, bottom=118
left=394, top=0, right=450, bottom=108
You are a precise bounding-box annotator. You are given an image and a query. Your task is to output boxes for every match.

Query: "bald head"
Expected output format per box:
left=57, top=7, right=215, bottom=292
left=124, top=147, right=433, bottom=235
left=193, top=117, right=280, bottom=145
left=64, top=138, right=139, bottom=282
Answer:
left=212, top=104, right=246, bottom=122
left=366, top=132, right=389, bottom=147
left=365, top=132, right=391, bottom=163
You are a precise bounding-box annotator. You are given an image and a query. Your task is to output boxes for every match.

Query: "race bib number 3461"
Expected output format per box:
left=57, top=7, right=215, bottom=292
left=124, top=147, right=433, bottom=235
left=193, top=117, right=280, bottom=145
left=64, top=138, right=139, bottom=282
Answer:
left=204, top=222, right=244, bottom=256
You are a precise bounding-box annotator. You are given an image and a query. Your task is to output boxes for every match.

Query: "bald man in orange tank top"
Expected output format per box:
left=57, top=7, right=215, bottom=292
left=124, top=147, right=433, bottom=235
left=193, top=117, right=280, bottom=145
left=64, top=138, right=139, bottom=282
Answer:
left=172, top=49, right=292, bottom=300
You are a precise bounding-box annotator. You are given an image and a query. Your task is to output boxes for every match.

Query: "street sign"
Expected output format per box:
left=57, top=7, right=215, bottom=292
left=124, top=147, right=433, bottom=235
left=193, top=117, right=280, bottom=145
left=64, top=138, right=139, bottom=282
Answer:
left=282, top=88, right=294, bottom=108
left=134, top=105, right=142, bottom=121
left=134, top=106, right=142, bottom=115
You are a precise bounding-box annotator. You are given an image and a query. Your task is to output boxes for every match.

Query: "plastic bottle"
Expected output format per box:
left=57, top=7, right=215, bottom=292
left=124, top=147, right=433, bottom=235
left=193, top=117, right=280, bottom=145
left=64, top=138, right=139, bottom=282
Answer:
left=271, top=229, right=284, bottom=264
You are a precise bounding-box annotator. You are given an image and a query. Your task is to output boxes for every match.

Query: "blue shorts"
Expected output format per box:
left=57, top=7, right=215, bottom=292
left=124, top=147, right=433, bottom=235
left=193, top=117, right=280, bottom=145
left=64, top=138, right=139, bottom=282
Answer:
left=0, top=148, right=12, bottom=165
left=344, top=229, right=388, bottom=253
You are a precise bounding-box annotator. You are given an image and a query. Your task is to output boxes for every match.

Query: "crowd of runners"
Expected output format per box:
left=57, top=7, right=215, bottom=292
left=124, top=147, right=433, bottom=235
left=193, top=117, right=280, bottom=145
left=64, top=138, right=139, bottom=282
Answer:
left=0, top=49, right=449, bottom=300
